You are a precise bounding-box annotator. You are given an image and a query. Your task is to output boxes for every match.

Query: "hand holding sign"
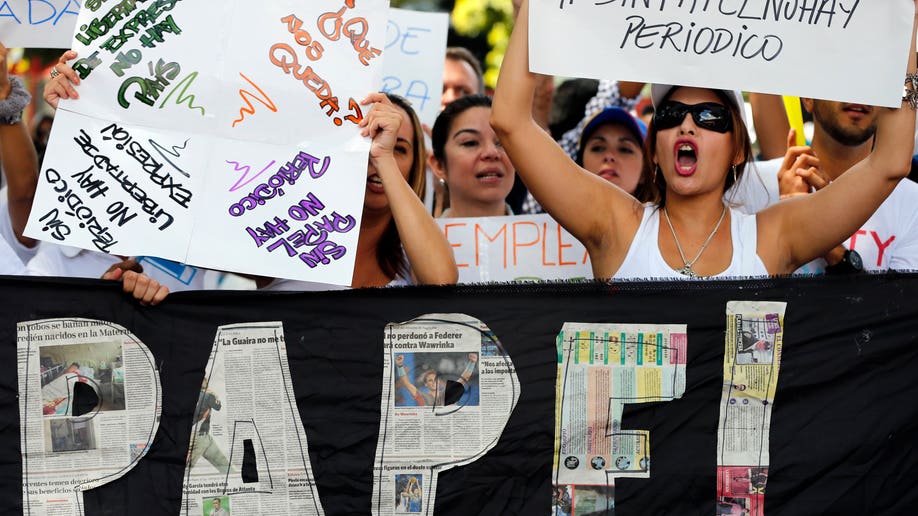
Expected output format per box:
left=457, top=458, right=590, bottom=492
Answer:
left=360, top=92, right=404, bottom=163
left=43, top=50, right=80, bottom=108
left=102, top=267, right=170, bottom=306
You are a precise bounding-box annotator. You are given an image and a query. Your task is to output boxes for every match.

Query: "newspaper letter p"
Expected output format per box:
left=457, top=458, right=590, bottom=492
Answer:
left=18, top=318, right=162, bottom=515
left=373, top=313, right=520, bottom=515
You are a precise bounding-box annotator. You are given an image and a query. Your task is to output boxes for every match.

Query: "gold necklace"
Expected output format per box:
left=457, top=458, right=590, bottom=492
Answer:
left=662, top=204, right=727, bottom=278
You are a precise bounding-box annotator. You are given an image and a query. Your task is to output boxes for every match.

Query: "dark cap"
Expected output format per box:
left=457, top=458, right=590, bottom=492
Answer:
left=578, top=106, right=647, bottom=157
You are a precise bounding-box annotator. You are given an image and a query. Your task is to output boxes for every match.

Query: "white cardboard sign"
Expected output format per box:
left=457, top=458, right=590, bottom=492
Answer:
left=26, top=0, right=388, bottom=286
left=529, top=0, right=914, bottom=107
left=380, top=8, right=449, bottom=127
left=437, top=214, right=593, bottom=283
left=0, top=0, right=81, bottom=48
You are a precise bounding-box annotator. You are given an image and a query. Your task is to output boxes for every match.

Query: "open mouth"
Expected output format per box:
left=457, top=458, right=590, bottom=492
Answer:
left=675, top=141, right=697, bottom=176
left=842, top=104, right=872, bottom=120
left=367, top=174, right=384, bottom=192
left=598, top=168, right=619, bottom=182
left=475, top=169, right=505, bottom=182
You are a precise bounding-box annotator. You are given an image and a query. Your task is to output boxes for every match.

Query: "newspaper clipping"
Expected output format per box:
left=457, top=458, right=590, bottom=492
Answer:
left=716, top=301, right=787, bottom=516
left=17, top=318, right=162, bottom=515
left=553, top=322, right=688, bottom=515
left=373, top=314, right=520, bottom=515
left=180, top=322, right=324, bottom=515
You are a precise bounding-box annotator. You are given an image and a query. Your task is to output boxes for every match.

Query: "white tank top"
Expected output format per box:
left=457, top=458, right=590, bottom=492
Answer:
left=615, top=204, right=768, bottom=279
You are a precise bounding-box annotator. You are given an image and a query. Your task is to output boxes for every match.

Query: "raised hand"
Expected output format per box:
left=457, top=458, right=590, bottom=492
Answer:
left=776, top=128, right=830, bottom=199
left=43, top=50, right=80, bottom=109
left=359, top=92, right=403, bottom=163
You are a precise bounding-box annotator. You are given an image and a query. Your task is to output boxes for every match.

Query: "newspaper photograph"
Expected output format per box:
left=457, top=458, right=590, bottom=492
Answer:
left=552, top=483, right=616, bottom=516
left=716, top=301, right=787, bottom=516
left=180, top=322, right=324, bottom=515
left=373, top=314, right=520, bottom=515
left=553, top=323, right=688, bottom=514
left=17, top=318, right=162, bottom=515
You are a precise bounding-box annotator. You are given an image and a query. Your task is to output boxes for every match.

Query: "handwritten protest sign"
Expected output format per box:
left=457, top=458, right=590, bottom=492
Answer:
left=529, top=0, right=914, bottom=107
left=0, top=0, right=80, bottom=48
left=25, top=0, right=388, bottom=285
left=437, top=214, right=592, bottom=283
left=380, top=8, right=448, bottom=127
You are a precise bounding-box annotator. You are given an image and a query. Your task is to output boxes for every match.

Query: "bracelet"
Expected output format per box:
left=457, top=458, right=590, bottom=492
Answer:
left=903, top=72, right=918, bottom=109
left=0, top=77, right=31, bottom=125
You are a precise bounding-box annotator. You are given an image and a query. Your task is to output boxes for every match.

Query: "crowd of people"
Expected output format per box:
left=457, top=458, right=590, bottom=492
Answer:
left=1, top=0, right=917, bottom=304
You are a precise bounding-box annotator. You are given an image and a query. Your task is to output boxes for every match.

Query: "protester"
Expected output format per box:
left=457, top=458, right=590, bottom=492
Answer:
left=431, top=47, right=487, bottom=217
left=635, top=96, right=655, bottom=127
left=492, top=0, right=917, bottom=280
left=575, top=107, right=647, bottom=196
left=0, top=41, right=40, bottom=274
left=31, top=114, right=53, bottom=167
left=520, top=79, right=645, bottom=215
left=430, top=95, right=515, bottom=218
left=736, top=96, right=918, bottom=273
left=441, top=47, right=484, bottom=110
left=262, top=93, right=457, bottom=290
left=548, top=78, right=600, bottom=140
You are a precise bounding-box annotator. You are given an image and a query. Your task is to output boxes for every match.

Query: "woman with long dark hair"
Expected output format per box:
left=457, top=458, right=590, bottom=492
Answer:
left=491, top=0, right=917, bottom=280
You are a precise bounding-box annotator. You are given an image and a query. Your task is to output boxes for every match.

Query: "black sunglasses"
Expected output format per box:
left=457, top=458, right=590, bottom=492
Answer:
left=653, top=101, right=733, bottom=133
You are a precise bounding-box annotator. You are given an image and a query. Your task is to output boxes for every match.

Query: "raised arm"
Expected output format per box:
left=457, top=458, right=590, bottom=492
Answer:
left=748, top=93, right=791, bottom=160
left=360, top=93, right=457, bottom=285
left=0, top=43, right=38, bottom=247
left=758, top=7, right=918, bottom=274
left=490, top=0, right=642, bottom=256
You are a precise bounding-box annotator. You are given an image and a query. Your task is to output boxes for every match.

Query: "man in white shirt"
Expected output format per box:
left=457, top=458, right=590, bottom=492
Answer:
left=734, top=97, right=918, bottom=273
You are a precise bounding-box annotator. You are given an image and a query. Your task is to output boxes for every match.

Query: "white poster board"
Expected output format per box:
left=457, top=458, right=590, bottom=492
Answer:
left=26, top=0, right=388, bottom=286
left=380, top=8, right=449, bottom=127
left=529, top=0, right=914, bottom=107
left=0, top=0, right=80, bottom=48
left=437, top=214, right=593, bottom=283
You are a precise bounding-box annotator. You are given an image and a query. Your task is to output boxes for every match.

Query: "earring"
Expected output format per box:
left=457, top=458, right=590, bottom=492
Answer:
left=438, top=177, right=447, bottom=188
left=731, top=164, right=738, bottom=184
left=653, top=165, right=660, bottom=183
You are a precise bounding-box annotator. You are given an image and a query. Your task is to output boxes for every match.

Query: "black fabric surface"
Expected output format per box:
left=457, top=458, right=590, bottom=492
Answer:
left=1, top=274, right=916, bottom=515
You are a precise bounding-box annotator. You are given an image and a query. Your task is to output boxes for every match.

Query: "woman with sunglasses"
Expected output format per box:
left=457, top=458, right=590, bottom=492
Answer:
left=492, top=0, right=917, bottom=279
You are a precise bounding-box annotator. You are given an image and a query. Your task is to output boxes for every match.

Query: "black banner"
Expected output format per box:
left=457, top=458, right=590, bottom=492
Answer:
left=2, top=274, right=917, bottom=515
